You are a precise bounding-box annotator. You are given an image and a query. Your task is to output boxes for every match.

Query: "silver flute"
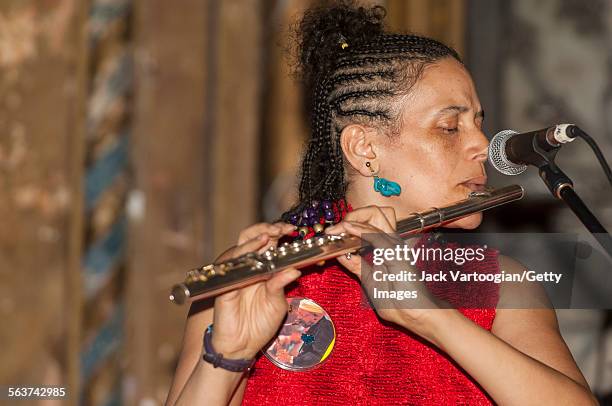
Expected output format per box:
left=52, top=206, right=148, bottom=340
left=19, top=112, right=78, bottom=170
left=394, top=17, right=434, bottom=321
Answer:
left=169, top=184, right=524, bottom=305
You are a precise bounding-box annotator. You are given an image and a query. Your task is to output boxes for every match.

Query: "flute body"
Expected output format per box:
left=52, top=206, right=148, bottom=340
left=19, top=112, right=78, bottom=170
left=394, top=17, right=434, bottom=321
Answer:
left=169, top=185, right=524, bottom=305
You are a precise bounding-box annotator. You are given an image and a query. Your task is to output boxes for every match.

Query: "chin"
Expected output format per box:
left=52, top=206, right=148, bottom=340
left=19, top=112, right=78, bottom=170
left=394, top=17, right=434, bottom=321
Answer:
left=444, top=212, right=482, bottom=230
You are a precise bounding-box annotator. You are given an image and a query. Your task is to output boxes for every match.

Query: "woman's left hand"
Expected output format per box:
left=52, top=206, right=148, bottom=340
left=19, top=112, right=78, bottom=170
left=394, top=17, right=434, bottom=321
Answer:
left=325, top=205, right=446, bottom=345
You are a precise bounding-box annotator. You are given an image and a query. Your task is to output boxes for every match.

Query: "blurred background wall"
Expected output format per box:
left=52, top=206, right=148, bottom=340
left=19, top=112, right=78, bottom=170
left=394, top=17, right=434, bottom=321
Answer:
left=0, top=0, right=610, bottom=405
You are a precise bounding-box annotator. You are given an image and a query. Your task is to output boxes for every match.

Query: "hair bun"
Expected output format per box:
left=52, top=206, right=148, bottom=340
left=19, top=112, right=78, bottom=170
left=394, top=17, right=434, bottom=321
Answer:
left=295, top=1, right=386, bottom=108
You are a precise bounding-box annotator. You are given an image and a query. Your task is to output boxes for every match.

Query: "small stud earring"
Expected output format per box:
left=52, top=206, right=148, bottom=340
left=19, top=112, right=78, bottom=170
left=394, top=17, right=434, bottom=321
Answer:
left=366, top=162, right=401, bottom=197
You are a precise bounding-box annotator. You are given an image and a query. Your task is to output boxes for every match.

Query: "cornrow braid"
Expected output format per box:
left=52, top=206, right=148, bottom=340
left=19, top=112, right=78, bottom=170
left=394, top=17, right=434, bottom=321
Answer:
left=281, top=1, right=461, bottom=233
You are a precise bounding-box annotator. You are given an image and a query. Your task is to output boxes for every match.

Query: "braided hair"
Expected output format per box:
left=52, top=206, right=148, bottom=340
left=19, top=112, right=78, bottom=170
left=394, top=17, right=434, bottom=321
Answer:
left=281, top=0, right=461, bottom=232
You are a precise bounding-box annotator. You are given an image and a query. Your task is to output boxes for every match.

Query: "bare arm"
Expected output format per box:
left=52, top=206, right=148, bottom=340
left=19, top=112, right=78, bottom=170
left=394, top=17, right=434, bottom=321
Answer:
left=424, top=255, right=596, bottom=405
left=327, top=207, right=597, bottom=405
left=166, top=223, right=297, bottom=406
left=174, top=349, right=247, bottom=406
left=166, top=301, right=211, bottom=405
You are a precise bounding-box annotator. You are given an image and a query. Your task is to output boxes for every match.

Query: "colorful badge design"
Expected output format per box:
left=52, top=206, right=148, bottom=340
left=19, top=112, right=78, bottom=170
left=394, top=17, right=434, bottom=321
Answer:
left=263, top=297, right=336, bottom=371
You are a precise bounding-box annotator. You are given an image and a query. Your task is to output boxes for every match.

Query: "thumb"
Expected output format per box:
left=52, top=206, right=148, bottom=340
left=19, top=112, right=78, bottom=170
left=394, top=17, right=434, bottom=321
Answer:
left=265, top=268, right=301, bottom=296
left=215, top=288, right=240, bottom=305
left=337, top=253, right=362, bottom=278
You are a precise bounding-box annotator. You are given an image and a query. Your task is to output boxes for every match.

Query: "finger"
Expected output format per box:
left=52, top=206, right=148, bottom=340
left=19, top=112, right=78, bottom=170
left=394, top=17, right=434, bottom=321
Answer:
left=326, top=220, right=379, bottom=238
left=215, top=233, right=270, bottom=263
left=378, top=206, right=397, bottom=231
left=215, top=286, right=240, bottom=302
left=231, top=234, right=270, bottom=258
left=238, top=223, right=286, bottom=245
left=343, top=206, right=396, bottom=233
left=325, top=219, right=378, bottom=235
left=272, top=222, right=298, bottom=234
left=326, top=220, right=401, bottom=254
left=336, top=253, right=362, bottom=278
left=324, top=221, right=347, bottom=235
left=257, top=223, right=297, bottom=254
left=342, top=222, right=400, bottom=250
left=325, top=209, right=394, bottom=236
left=265, top=268, right=301, bottom=296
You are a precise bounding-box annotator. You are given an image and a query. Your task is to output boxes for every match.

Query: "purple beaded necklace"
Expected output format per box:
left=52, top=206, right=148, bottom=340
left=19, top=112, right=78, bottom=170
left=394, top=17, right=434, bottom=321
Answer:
left=286, top=199, right=352, bottom=240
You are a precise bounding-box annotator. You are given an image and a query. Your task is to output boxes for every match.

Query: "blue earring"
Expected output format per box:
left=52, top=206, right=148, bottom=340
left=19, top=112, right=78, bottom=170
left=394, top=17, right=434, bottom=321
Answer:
left=366, top=162, right=401, bottom=197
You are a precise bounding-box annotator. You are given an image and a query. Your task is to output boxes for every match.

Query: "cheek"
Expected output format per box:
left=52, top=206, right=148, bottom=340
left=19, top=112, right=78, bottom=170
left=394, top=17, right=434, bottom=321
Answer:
left=387, top=137, right=458, bottom=185
left=382, top=136, right=471, bottom=214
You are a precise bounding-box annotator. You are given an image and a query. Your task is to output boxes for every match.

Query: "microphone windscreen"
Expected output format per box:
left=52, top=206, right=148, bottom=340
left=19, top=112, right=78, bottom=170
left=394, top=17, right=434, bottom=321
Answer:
left=488, top=129, right=528, bottom=176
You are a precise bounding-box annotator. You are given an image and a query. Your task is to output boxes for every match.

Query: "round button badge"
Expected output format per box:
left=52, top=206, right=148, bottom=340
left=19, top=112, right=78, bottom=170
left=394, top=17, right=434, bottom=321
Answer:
left=264, top=297, right=336, bottom=371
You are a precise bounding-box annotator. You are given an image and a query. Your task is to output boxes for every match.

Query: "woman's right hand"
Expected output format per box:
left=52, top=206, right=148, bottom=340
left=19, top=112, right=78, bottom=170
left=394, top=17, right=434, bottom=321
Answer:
left=209, top=222, right=300, bottom=360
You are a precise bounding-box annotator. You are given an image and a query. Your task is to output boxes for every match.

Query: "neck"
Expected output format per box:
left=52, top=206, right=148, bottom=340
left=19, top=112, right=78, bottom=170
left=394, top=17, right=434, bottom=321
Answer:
left=345, top=184, right=426, bottom=249
left=345, top=181, right=415, bottom=219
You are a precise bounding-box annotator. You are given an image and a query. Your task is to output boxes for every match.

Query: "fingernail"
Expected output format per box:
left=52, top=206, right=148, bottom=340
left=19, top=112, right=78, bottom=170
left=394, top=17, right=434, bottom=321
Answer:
left=283, top=268, right=300, bottom=278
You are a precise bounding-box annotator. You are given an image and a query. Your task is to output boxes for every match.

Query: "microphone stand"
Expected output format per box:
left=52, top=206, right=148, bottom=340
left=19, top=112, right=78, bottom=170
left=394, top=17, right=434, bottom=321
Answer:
left=534, top=138, right=612, bottom=257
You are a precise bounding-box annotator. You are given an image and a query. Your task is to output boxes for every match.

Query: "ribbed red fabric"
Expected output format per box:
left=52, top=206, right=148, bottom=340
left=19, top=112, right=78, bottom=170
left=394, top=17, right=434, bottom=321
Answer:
left=242, top=226, right=500, bottom=405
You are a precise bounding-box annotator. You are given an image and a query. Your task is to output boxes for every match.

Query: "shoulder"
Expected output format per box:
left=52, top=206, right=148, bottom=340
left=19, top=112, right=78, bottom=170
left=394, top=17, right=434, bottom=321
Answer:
left=492, top=254, right=557, bottom=339
left=495, top=254, right=553, bottom=309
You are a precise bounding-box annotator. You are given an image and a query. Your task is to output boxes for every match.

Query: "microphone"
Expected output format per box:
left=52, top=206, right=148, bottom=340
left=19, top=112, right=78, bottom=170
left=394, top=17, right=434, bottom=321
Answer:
left=488, top=124, right=577, bottom=175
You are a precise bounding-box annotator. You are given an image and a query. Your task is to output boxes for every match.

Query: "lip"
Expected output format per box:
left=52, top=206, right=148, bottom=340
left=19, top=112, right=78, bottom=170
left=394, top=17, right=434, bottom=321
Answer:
left=459, top=176, right=488, bottom=191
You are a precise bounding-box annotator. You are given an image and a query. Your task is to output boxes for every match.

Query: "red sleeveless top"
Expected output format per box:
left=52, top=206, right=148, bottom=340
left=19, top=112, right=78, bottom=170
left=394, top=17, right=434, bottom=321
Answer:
left=242, top=233, right=501, bottom=405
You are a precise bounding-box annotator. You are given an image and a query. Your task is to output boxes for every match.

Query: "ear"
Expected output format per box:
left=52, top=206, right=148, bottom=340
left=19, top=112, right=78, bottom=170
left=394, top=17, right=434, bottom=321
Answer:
left=340, top=124, right=379, bottom=177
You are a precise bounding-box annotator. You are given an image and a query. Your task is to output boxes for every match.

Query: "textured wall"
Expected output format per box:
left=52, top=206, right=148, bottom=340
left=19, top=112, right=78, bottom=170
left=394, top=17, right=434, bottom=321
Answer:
left=0, top=0, right=85, bottom=401
left=127, top=0, right=263, bottom=404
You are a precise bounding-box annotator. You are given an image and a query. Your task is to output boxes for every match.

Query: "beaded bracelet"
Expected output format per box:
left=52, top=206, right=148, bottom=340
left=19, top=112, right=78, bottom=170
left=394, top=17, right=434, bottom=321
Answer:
left=202, top=324, right=255, bottom=373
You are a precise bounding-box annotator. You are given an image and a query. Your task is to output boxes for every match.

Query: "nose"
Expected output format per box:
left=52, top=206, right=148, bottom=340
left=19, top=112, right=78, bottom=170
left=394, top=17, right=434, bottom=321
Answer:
left=468, top=128, right=489, bottom=163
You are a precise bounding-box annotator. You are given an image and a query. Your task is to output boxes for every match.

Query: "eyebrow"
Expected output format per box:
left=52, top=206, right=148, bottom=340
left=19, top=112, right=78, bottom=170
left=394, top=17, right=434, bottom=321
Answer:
left=437, top=105, right=485, bottom=119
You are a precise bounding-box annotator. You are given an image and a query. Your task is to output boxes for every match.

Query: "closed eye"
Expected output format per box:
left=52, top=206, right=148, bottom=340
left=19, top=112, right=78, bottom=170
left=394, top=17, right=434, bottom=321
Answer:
left=442, top=127, right=458, bottom=134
